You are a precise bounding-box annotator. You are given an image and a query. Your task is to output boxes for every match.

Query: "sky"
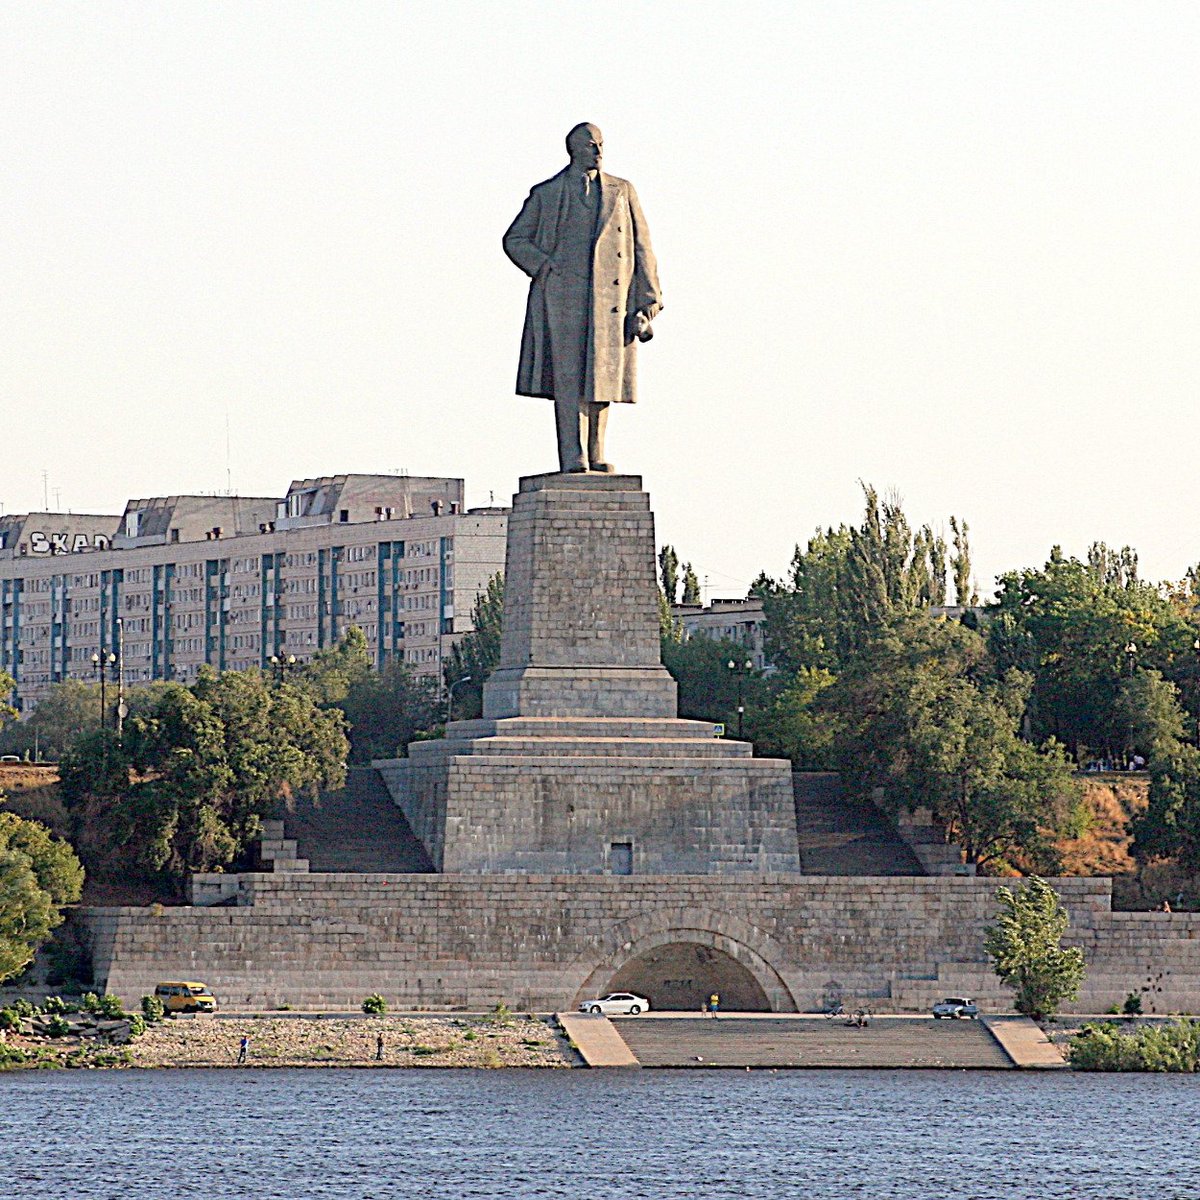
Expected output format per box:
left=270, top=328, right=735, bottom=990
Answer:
left=3, top=2, right=1199, bottom=601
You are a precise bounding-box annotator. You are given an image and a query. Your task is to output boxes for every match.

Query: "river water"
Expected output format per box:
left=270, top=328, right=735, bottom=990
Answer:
left=2, top=1068, right=1195, bottom=1199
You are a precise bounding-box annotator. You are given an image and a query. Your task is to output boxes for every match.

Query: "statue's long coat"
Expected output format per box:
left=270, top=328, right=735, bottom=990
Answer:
left=503, top=168, right=662, bottom=406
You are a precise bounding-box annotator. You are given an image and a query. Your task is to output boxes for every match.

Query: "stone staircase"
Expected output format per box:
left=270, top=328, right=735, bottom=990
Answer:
left=612, top=1016, right=1012, bottom=1068
left=793, top=773, right=924, bottom=875
left=281, top=767, right=434, bottom=873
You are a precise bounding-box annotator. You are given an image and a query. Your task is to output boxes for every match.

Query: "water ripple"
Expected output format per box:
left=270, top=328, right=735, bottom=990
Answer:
left=2, top=1069, right=1197, bottom=1200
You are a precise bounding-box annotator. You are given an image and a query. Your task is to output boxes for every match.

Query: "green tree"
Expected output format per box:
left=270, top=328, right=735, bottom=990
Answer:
left=444, top=573, right=505, bottom=720
left=1132, top=743, right=1200, bottom=872
left=1114, top=669, right=1187, bottom=762
left=0, top=810, right=84, bottom=982
left=58, top=669, right=347, bottom=885
left=750, top=666, right=836, bottom=768
left=759, top=485, right=956, bottom=678
left=0, top=678, right=103, bottom=761
left=680, top=563, right=700, bottom=606
left=340, top=660, right=440, bottom=761
left=661, top=635, right=767, bottom=731
left=296, top=626, right=374, bottom=707
left=949, top=516, right=976, bottom=606
left=983, top=876, right=1086, bottom=1019
left=825, top=614, right=1080, bottom=870
left=989, top=546, right=1196, bottom=758
left=658, top=545, right=680, bottom=604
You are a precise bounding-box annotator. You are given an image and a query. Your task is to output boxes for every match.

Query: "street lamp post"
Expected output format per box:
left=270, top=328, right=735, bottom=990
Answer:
left=1193, top=638, right=1200, bottom=746
left=115, top=617, right=126, bottom=737
left=446, top=675, right=472, bottom=725
left=91, top=650, right=116, bottom=729
left=1124, top=640, right=1137, bottom=767
left=727, top=657, right=753, bottom=740
left=269, top=653, right=297, bottom=683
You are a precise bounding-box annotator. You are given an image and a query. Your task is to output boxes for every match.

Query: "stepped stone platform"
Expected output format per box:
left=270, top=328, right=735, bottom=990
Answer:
left=376, top=472, right=801, bottom=876
left=611, top=1015, right=1014, bottom=1069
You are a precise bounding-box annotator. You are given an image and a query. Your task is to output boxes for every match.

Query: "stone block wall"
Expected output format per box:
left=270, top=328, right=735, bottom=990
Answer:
left=78, top=873, right=1200, bottom=1016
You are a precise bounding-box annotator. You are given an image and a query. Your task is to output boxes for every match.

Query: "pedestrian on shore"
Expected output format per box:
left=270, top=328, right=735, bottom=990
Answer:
left=237, top=1035, right=249, bottom=1064
left=376, top=1032, right=385, bottom=1062
left=709, top=992, right=720, bottom=1020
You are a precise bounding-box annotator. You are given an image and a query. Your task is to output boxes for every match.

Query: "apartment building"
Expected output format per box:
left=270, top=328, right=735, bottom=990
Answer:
left=0, top=475, right=507, bottom=711
left=672, top=597, right=770, bottom=671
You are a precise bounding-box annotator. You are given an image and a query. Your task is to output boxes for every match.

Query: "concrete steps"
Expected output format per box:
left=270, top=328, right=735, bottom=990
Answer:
left=794, top=773, right=924, bottom=875
left=282, top=768, right=434, bottom=873
left=612, top=1015, right=1013, bottom=1069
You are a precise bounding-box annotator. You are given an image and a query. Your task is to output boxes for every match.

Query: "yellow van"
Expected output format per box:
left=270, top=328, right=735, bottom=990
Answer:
left=155, top=981, right=218, bottom=1014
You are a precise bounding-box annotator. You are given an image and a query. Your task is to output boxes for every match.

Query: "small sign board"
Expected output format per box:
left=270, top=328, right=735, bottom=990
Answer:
left=713, top=723, right=725, bottom=738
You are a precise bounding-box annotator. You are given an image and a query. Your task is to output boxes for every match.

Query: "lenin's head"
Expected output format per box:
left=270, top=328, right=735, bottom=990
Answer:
left=566, top=123, right=603, bottom=172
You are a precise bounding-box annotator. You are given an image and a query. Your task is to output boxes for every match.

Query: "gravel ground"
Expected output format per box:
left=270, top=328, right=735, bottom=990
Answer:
left=128, top=1014, right=575, bottom=1068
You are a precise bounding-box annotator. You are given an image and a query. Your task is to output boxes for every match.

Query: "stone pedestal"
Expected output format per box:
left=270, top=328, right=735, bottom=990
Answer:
left=376, top=472, right=801, bottom=875
left=482, top=473, right=677, bottom=718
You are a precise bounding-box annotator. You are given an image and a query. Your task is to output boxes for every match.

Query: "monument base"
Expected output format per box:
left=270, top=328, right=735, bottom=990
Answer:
left=376, top=716, right=802, bottom=874
left=377, top=471, right=803, bottom=876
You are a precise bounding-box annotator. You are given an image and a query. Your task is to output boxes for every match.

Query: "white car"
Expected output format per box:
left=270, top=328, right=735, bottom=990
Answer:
left=931, top=997, right=979, bottom=1020
left=579, top=992, right=651, bottom=1016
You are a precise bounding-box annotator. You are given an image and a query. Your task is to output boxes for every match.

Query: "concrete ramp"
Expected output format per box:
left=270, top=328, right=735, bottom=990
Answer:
left=556, top=1013, right=640, bottom=1068
left=983, top=1016, right=1068, bottom=1069
left=612, top=1015, right=1013, bottom=1069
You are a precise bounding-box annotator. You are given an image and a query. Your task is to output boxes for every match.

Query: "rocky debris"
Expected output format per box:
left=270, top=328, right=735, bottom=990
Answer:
left=129, top=1014, right=573, bottom=1069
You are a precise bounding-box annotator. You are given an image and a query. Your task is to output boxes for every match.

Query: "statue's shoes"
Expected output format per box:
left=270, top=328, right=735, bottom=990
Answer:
left=588, top=462, right=616, bottom=474
left=565, top=464, right=588, bottom=473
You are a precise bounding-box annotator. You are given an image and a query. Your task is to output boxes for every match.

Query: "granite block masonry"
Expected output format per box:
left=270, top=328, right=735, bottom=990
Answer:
left=375, top=472, right=802, bottom=875
left=82, top=875, right=1200, bottom=1015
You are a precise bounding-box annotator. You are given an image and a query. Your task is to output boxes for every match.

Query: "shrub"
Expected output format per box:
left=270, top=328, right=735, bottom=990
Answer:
left=1069, top=1019, right=1200, bottom=1072
left=140, top=995, right=165, bottom=1023
left=1123, top=991, right=1144, bottom=1016
left=42, top=995, right=68, bottom=1015
left=0, top=1007, right=22, bottom=1032
left=80, top=992, right=101, bottom=1014
left=489, top=1002, right=515, bottom=1027
left=463, top=1029, right=477, bottom=1041
left=10, top=999, right=34, bottom=1018
left=361, top=993, right=387, bottom=1015
left=983, top=876, right=1085, bottom=1019
left=98, top=994, right=125, bottom=1019
left=127, top=1014, right=146, bottom=1038
left=44, top=1015, right=71, bottom=1038
left=0, top=1042, right=29, bottom=1067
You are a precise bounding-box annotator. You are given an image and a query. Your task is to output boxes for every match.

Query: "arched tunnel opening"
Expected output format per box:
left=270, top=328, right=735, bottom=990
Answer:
left=602, top=941, right=773, bottom=1012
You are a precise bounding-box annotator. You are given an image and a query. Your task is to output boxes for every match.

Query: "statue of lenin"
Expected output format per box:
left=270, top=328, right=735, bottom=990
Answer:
left=503, top=123, right=662, bottom=474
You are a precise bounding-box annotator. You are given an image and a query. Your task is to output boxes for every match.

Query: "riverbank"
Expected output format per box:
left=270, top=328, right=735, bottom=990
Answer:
left=127, top=1013, right=575, bottom=1068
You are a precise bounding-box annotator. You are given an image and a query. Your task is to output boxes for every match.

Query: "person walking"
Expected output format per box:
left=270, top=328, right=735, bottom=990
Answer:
left=237, top=1035, right=249, bottom=1064
left=376, top=1032, right=385, bottom=1062
left=709, top=993, right=720, bottom=1020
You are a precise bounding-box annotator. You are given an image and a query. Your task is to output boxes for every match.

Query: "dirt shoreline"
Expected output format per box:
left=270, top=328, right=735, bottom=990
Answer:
left=127, top=1013, right=576, bottom=1069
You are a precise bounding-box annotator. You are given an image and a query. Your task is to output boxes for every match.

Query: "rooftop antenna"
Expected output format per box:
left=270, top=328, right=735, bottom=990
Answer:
left=52, top=488, right=62, bottom=511
left=42, top=470, right=48, bottom=511
left=225, top=408, right=233, bottom=496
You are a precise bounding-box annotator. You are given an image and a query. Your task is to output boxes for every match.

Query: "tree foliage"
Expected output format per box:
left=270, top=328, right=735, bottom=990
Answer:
left=983, top=876, right=1086, bottom=1019
left=0, top=810, right=84, bottom=982
left=0, top=679, right=102, bottom=761
left=823, top=614, right=1080, bottom=869
left=988, top=544, right=1197, bottom=758
left=658, top=545, right=680, bottom=604
left=444, top=573, right=505, bottom=721
left=58, top=668, right=347, bottom=884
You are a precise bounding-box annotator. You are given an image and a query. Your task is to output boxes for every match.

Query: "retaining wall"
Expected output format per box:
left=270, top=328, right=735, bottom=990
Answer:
left=77, top=874, right=1200, bottom=1015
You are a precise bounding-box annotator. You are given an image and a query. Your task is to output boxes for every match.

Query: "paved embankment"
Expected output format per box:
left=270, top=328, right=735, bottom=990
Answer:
left=983, top=1016, right=1068, bottom=1069
left=611, top=1015, right=1014, bottom=1069
left=128, top=1013, right=572, bottom=1068
left=556, top=1012, right=640, bottom=1067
